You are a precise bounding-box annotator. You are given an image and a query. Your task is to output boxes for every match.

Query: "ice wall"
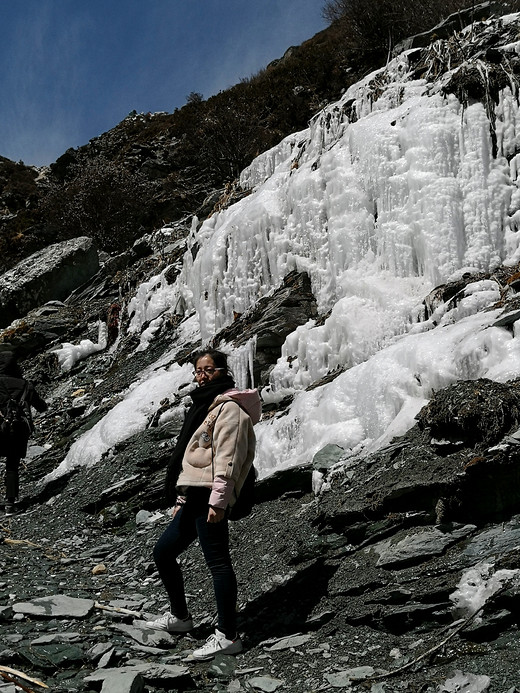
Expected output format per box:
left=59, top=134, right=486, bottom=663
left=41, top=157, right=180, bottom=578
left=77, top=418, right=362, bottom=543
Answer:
left=255, top=298, right=520, bottom=475
left=116, top=16, right=520, bottom=479
left=171, top=45, right=520, bottom=390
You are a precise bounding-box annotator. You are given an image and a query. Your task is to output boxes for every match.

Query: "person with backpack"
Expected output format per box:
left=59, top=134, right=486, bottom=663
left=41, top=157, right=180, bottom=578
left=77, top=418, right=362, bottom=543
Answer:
left=0, top=351, right=47, bottom=516
left=146, top=348, right=261, bottom=660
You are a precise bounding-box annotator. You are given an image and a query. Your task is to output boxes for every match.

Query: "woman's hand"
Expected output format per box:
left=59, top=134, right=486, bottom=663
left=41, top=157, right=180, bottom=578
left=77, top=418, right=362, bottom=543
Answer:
left=207, top=506, right=225, bottom=523
left=172, top=497, right=186, bottom=518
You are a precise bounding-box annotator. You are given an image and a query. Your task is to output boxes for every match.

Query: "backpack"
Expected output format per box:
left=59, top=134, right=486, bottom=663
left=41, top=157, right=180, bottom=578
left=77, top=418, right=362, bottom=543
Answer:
left=0, top=381, right=31, bottom=440
left=228, top=463, right=257, bottom=521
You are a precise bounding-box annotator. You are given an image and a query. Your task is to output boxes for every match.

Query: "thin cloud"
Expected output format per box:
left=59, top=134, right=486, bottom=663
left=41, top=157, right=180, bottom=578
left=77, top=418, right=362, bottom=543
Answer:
left=0, top=0, right=326, bottom=166
left=1, top=3, right=94, bottom=164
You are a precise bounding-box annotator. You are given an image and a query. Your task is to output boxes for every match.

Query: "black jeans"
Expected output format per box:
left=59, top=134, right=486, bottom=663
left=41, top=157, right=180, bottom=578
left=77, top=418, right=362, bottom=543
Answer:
left=153, top=487, right=238, bottom=639
left=4, top=456, right=20, bottom=501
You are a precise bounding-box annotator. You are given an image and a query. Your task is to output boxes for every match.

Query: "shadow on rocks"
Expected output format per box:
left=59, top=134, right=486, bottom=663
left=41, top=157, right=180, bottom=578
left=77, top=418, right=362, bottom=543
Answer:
left=238, top=558, right=337, bottom=647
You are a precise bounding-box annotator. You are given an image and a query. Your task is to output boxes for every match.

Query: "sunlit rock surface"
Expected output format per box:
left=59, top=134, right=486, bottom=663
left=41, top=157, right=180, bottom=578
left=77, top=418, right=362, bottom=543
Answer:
left=0, top=236, right=99, bottom=327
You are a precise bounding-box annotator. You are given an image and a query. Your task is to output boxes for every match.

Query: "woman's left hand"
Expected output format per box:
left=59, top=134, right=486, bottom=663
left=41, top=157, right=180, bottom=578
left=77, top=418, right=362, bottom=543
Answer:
left=207, top=506, right=226, bottom=523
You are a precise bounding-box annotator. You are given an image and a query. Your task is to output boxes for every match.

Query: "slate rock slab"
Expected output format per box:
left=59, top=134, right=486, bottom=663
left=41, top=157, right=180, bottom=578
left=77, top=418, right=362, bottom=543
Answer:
left=84, top=663, right=193, bottom=688
left=12, top=594, right=94, bottom=618
left=17, top=643, right=85, bottom=670
left=374, top=524, right=477, bottom=568
left=113, top=621, right=178, bottom=648
left=261, top=633, right=313, bottom=651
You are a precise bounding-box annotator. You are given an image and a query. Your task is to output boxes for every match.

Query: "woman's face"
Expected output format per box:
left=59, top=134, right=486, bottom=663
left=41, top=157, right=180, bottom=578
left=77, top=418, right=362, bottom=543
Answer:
left=194, top=354, right=223, bottom=386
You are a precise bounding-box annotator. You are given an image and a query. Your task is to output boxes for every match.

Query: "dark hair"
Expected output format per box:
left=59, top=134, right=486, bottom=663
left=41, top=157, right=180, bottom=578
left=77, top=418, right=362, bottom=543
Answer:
left=191, top=348, right=229, bottom=374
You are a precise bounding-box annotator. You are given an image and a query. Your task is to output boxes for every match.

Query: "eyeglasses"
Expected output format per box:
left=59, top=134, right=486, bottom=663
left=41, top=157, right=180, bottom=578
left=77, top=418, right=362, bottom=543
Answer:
left=193, top=367, right=224, bottom=377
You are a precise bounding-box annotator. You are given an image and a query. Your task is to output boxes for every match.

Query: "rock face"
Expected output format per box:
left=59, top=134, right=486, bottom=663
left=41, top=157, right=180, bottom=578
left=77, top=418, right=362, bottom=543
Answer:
left=214, top=270, right=318, bottom=385
left=0, top=237, right=99, bottom=328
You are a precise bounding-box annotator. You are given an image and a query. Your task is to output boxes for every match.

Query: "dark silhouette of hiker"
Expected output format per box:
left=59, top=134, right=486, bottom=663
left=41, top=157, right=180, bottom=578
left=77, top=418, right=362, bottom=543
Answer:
left=0, top=351, right=47, bottom=515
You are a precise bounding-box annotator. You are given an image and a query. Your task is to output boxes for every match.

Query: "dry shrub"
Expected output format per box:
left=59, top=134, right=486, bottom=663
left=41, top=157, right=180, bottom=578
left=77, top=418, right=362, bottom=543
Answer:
left=40, top=156, right=157, bottom=253
left=322, top=0, right=485, bottom=60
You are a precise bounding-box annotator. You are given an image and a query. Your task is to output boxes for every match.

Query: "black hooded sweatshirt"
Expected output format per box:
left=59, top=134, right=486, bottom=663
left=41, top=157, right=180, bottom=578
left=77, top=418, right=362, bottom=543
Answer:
left=0, top=352, right=47, bottom=457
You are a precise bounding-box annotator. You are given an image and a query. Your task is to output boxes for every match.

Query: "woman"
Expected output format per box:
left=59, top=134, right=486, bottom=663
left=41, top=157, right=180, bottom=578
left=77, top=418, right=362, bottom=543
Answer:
left=146, top=349, right=261, bottom=660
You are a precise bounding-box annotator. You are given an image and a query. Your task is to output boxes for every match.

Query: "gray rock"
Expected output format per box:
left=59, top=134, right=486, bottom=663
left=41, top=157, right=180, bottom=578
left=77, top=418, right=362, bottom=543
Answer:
left=135, top=509, right=163, bottom=525
left=461, top=609, right=515, bottom=640
left=207, top=653, right=238, bottom=678
left=0, top=683, right=18, bottom=693
left=17, top=642, right=85, bottom=669
left=463, top=520, right=520, bottom=560
left=30, top=632, right=82, bottom=644
left=227, top=681, right=243, bottom=693
left=98, top=647, right=116, bottom=668
left=325, top=666, right=376, bottom=688
left=325, top=671, right=354, bottom=689
left=86, top=641, right=114, bottom=662
left=262, top=634, right=313, bottom=651
left=493, top=309, right=520, bottom=327
left=255, top=464, right=313, bottom=503
left=374, top=524, right=477, bottom=568
left=382, top=602, right=452, bottom=631
left=101, top=670, right=145, bottom=693
left=247, top=676, right=285, bottom=691
left=109, top=598, right=145, bottom=611
left=12, top=594, right=95, bottom=618
left=0, top=236, right=99, bottom=327
left=3, top=635, right=23, bottom=643
left=0, top=606, right=13, bottom=622
left=0, top=648, right=17, bottom=664
left=113, top=621, right=178, bottom=648
left=213, top=270, right=318, bottom=385
left=84, top=663, right=192, bottom=688
left=341, top=666, right=376, bottom=680
left=312, top=444, right=346, bottom=471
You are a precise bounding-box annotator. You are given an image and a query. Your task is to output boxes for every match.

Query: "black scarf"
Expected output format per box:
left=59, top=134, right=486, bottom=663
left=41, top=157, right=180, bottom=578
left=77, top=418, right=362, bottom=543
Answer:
left=164, top=375, right=235, bottom=502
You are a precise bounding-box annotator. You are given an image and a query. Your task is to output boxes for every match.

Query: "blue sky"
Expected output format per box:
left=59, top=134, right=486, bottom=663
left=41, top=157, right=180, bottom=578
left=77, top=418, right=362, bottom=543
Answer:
left=0, top=1, right=326, bottom=167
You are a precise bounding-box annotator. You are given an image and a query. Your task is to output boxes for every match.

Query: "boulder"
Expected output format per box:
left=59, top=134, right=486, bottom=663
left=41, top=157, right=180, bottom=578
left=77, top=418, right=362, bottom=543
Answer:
left=0, top=237, right=99, bottom=328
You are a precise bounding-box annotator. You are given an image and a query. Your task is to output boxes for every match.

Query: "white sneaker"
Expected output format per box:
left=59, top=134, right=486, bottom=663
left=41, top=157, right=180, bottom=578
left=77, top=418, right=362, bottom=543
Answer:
left=192, top=629, right=243, bottom=660
left=145, top=611, right=193, bottom=633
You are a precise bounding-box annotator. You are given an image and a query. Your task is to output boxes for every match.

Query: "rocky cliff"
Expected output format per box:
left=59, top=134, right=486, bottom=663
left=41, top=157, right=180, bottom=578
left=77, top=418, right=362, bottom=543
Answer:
left=2, top=5, right=520, bottom=693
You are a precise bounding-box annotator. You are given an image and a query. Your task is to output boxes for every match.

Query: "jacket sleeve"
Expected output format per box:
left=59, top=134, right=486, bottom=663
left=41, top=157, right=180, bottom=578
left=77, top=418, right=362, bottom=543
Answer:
left=212, top=402, right=251, bottom=482
left=209, top=474, right=236, bottom=508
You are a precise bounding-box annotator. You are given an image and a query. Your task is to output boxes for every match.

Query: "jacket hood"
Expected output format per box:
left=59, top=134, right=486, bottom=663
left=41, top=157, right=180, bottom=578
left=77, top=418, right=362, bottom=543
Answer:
left=221, top=388, right=262, bottom=424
